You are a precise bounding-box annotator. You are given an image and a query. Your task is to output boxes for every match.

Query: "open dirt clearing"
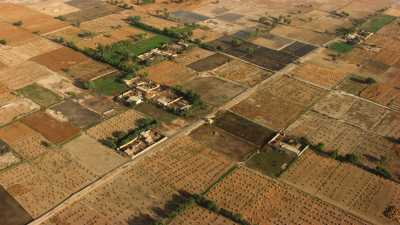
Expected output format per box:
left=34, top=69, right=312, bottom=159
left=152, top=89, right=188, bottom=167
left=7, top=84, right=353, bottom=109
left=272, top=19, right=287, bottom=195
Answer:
left=0, top=98, right=39, bottom=127
left=145, top=60, right=197, bottom=86
left=62, top=135, right=127, bottom=177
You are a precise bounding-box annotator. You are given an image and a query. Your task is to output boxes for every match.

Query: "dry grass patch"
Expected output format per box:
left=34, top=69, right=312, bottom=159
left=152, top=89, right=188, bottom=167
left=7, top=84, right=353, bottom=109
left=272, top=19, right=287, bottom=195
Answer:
left=145, top=60, right=197, bottom=86
left=0, top=97, right=39, bottom=127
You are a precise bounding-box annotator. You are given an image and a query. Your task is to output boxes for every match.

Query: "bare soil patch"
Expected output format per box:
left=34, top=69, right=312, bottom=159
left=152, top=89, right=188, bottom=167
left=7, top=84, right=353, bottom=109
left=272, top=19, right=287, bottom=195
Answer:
left=145, top=60, right=197, bottom=86
left=21, top=111, right=80, bottom=144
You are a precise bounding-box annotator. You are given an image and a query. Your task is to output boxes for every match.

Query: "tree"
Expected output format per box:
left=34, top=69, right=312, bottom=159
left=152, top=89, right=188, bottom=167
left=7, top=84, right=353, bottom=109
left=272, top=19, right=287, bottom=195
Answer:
left=231, top=38, right=243, bottom=47
left=12, top=21, right=23, bottom=26
left=0, top=39, right=6, bottom=45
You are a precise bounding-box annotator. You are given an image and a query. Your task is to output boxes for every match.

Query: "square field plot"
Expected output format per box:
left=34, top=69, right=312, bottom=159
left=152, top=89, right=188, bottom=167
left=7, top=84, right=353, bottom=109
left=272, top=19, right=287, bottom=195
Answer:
left=62, top=135, right=127, bottom=177
left=0, top=185, right=32, bottom=225
left=63, top=1, right=123, bottom=23
left=145, top=60, right=197, bottom=86
left=51, top=100, right=102, bottom=129
left=250, top=34, right=294, bottom=50
left=21, top=111, right=80, bottom=145
left=0, top=97, right=39, bottom=127
left=17, top=84, right=62, bottom=108
left=0, top=21, right=37, bottom=47
left=313, top=92, right=387, bottom=130
left=281, top=41, right=317, bottom=58
left=0, top=61, right=55, bottom=90
left=175, top=47, right=214, bottom=66
left=212, top=59, right=272, bottom=87
left=0, top=122, right=49, bottom=160
left=188, top=53, right=232, bottom=72
left=183, top=77, right=246, bottom=107
left=189, top=124, right=258, bottom=162
left=232, top=75, right=326, bottom=130
left=30, top=47, right=88, bottom=73
left=271, top=25, right=335, bottom=46
left=170, top=11, right=210, bottom=24
left=80, top=95, right=125, bottom=118
left=215, top=111, right=276, bottom=147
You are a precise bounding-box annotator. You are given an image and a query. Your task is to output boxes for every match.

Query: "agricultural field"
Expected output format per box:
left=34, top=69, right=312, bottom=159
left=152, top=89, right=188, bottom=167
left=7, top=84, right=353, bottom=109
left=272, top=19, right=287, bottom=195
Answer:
left=50, top=100, right=102, bottom=129
left=17, top=84, right=62, bottom=108
left=168, top=205, right=239, bottom=225
left=212, top=59, right=272, bottom=87
left=246, top=146, right=297, bottom=178
left=86, top=109, right=144, bottom=141
left=79, top=95, right=126, bottom=118
left=281, top=150, right=400, bottom=225
left=0, top=97, right=39, bottom=126
left=183, top=77, right=246, bottom=107
left=0, top=61, right=55, bottom=90
left=214, top=111, right=276, bottom=147
left=231, top=75, right=326, bottom=130
left=206, top=167, right=371, bottom=225
left=189, top=124, right=258, bottom=162
left=21, top=111, right=80, bottom=145
left=62, top=134, right=128, bottom=177
left=0, top=185, right=32, bottom=225
left=313, top=91, right=387, bottom=130
left=145, top=60, right=197, bottom=86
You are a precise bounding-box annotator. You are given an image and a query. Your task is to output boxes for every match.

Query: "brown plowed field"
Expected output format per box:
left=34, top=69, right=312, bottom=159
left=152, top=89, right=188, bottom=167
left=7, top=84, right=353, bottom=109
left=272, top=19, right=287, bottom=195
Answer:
left=21, top=111, right=80, bottom=144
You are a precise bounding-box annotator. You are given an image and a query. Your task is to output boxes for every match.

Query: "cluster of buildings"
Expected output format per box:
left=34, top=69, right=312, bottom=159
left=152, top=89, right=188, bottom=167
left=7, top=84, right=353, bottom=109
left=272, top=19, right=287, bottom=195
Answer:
left=344, top=30, right=373, bottom=45
left=117, top=77, right=192, bottom=113
left=117, top=130, right=164, bottom=157
left=268, top=130, right=309, bottom=156
left=137, top=42, right=188, bottom=64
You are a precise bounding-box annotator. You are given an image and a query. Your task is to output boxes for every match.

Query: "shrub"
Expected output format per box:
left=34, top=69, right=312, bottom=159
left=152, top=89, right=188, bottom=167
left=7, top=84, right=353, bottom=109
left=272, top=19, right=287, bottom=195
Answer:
left=12, top=21, right=23, bottom=26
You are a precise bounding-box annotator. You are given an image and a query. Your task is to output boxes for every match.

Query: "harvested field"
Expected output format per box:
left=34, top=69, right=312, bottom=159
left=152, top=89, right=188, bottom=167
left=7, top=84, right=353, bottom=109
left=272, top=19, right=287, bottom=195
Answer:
left=169, top=205, right=239, bottom=225
left=26, top=1, right=80, bottom=17
left=374, top=111, right=400, bottom=139
left=188, top=53, right=232, bottom=72
left=336, top=74, right=369, bottom=95
left=171, top=11, right=210, bottom=23
left=137, top=13, right=179, bottom=29
left=0, top=22, right=38, bottom=47
left=175, top=47, right=214, bottom=66
left=215, top=111, right=276, bottom=147
left=0, top=122, right=49, bottom=160
left=291, top=62, right=350, bottom=88
left=17, top=84, right=62, bottom=108
left=30, top=47, right=88, bottom=73
left=250, top=34, right=293, bottom=50
left=0, top=3, right=68, bottom=34
left=0, top=83, right=15, bottom=106
left=145, top=60, right=197, bottom=86
left=360, top=60, right=390, bottom=76
left=183, top=77, right=246, bottom=106
left=246, top=146, right=297, bottom=178
left=313, top=92, right=387, bottom=130
left=7, top=38, right=62, bottom=61
left=0, top=61, right=55, bottom=90
left=206, top=166, right=371, bottom=225
left=271, top=25, right=335, bottom=46
left=0, top=185, right=32, bottom=225
left=281, top=41, right=317, bottom=58
left=0, top=162, right=68, bottom=218
left=281, top=150, right=400, bottom=225
left=62, top=135, right=128, bottom=177
left=189, top=124, right=258, bottom=162
left=0, top=98, right=39, bottom=127
left=36, top=74, right=83, bottom=97
left=21, top=111, right=80, bottom=144
left=31, top=151, right=97, bottom=195
left=51, top=100, right=102, bottom=129
left=64, top=60, right=115, bottom=83
left=79, top=95, right=126, bottom=118
left=86, top=109, right=143, bottom=141
left=360, top=83, right=400, bottom=109
left=286, top=111, right=365, bottom=155
left=212, top=59, right=271, bottom=87
left=231, top=75, right=326, bottom=130
left=63, top=1, right=123, bottom=23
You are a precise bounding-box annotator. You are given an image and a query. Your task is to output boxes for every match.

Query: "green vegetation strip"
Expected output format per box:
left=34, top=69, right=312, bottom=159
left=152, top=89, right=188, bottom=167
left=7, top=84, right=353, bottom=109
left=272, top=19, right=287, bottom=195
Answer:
left=361, top=15, right=396, bottom=33
left=328, top=41, right=353, bottom=54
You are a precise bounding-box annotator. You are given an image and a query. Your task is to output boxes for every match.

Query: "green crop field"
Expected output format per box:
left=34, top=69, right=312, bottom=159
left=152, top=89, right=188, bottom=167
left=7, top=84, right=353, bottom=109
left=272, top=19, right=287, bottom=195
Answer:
left=361, top=15, right=396, bottom=33
left=90, top=75, right=128, bottom=96
left=328, top=41, right=353, bottom=53
left=17, top=84, right=62, bottom=107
